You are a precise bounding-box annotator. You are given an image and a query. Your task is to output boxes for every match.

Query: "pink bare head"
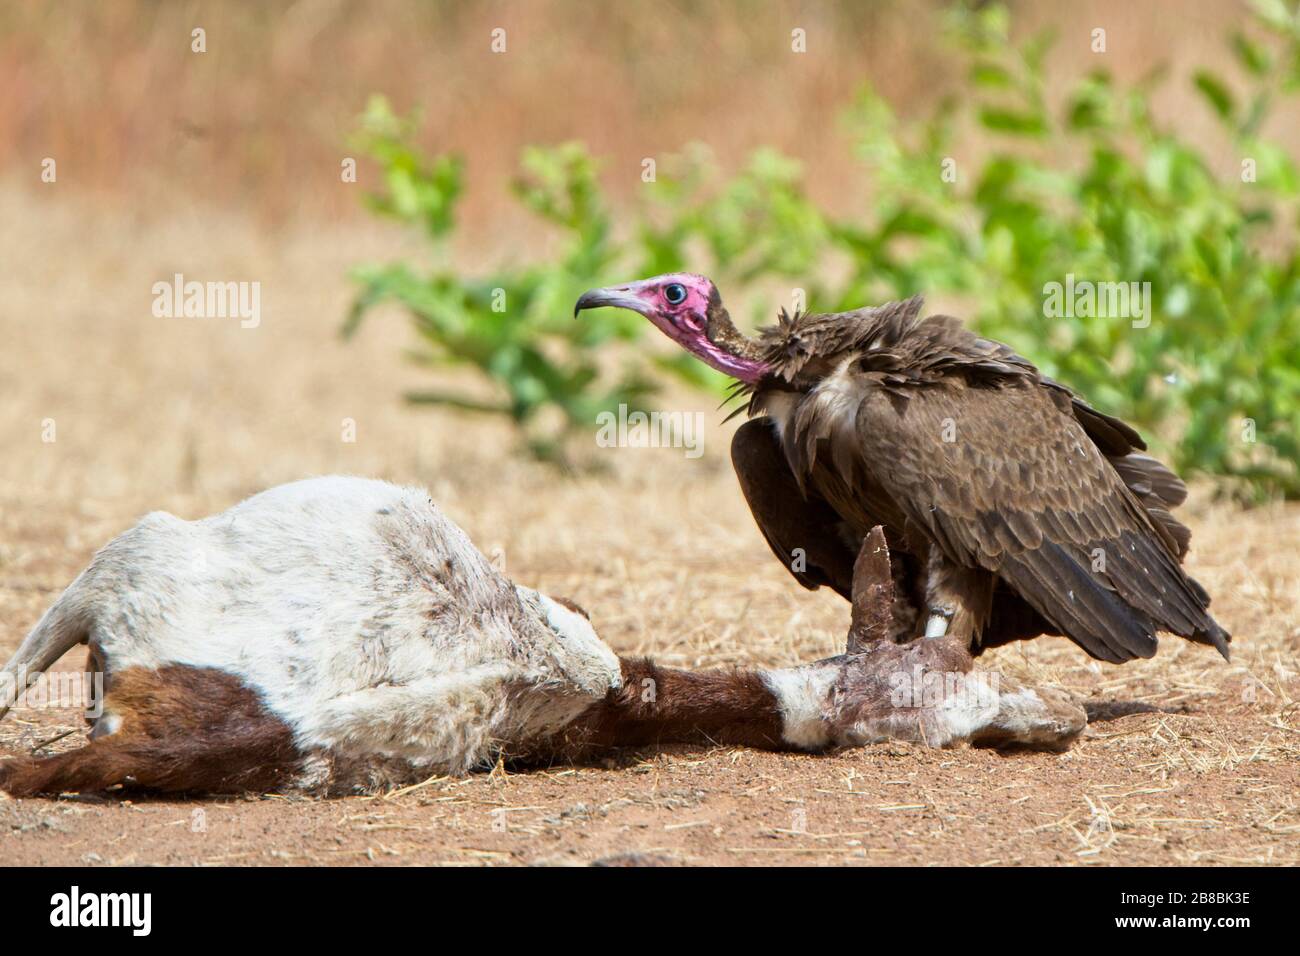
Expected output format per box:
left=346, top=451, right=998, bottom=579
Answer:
left=574, top=273, right=767, bottom=384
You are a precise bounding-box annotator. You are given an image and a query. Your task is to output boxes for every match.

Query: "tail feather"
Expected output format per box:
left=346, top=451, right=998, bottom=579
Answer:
left=1191, top=617, right=1232, bottom=662
left=1001, top=542, right=1157, bottom=663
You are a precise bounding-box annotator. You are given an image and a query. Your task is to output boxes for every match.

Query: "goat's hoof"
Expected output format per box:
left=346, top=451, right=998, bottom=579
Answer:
left=972, top=684, right=1087, bottom=752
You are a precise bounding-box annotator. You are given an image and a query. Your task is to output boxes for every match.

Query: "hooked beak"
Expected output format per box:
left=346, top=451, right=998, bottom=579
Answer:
left=573, top=285, right=650, bottom=319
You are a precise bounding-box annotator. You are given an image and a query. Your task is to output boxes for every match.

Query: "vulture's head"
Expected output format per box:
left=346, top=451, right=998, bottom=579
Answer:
left=574, top=273, right=768, bottom=384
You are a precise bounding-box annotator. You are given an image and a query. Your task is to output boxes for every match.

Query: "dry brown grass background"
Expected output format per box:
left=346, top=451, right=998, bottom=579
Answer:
left=0, top=0, right=1297, bottom=866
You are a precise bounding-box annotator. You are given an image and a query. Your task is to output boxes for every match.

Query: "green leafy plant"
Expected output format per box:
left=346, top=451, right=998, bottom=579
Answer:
left=813, top=1, right=1300, bottom=501
left=344, top=98, right=659, bottom=463
left=347, top=1, right=1300, bottom=498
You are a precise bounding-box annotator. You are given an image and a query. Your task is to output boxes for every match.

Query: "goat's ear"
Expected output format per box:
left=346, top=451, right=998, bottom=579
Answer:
left=846, top=526, right=894, bottom=654
left=548, top=595, right=590, bottom=620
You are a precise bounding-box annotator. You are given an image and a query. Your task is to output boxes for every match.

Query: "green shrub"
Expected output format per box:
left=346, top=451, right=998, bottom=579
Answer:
left=346, top=1, right=1300, bottom=498
left=344, top=99, right=663, bottom=464
left=823, top=1, right=1300, bottom=502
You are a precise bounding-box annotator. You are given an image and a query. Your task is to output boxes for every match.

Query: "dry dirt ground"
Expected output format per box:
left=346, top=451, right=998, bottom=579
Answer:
left=1, top=194, right=1296, bottom=866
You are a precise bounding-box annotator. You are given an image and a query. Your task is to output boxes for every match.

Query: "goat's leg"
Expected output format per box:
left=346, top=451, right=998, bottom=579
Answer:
left=537, top=647, right=1084, bottom=759
left=0, top=726, right=300, bottom=796
left=920, top=549, right=995, bottom=648
left=538, top=527, right=1079, bottom=759
left=0, top=664, right=302, bottom=796
left=538, top=657, right=787, bottom=759
left=534, top=531, right=897, bottom=760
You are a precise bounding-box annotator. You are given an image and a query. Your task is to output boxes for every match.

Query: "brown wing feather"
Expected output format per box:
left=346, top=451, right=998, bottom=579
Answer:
left=730, top=418, right=857, bottom=597
left=1045, top=379, right=1195, bottom=558
left=830, top=377, right=1229, bottom=663
left=745, top=304, right=1215, bottom=659
left=731, top=419, right=923, bottom=642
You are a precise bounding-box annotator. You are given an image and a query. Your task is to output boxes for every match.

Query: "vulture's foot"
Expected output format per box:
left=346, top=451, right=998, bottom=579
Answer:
left=820, top=638, right=1086, bottom=752
left=923, top=608, right=952, bottom=639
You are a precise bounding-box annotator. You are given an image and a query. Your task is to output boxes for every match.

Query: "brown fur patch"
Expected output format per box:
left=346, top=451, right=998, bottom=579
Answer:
left=547, top=595, right=590, bottom=619
left=538, top=657, right=783, bottom=760
left=0, top=664, right=302, bottom=796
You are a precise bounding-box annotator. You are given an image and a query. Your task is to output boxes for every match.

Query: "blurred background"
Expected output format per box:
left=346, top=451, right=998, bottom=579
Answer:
left=1, top=0, right=1298, bottom=867
left=9, top=0, right=1295, bottom=493
left=3, top=0, right=1294, bottom=223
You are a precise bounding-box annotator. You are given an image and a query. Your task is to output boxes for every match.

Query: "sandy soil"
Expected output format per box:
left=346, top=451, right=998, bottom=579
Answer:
left=1, top=195, right=1296, bottom=866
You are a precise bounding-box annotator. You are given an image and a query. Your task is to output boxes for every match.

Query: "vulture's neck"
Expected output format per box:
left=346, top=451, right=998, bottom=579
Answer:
left=704, top=306, right=768, bottom=385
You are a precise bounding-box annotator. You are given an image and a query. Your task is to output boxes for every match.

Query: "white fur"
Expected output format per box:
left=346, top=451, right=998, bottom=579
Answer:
left=981, top=688, right=1049, bottom=737
left=19, top=477, right=623, bottom=775
left=761, top=662, right=839, bottom=750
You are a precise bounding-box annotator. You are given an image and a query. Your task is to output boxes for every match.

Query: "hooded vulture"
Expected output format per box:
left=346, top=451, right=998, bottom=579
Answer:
left=575, top=274, right=1230, bottom=664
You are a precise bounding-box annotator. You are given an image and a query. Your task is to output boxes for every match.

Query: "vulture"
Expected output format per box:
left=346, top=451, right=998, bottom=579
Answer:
left=575, top=274, right=1231, bottom=664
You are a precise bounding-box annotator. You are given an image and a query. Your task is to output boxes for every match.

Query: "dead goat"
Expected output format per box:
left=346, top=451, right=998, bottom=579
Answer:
left=0, top=477, right=1085, bottom=796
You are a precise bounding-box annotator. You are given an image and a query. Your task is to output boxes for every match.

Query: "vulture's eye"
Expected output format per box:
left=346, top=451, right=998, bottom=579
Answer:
left=664, top=283, right=687, bottom=305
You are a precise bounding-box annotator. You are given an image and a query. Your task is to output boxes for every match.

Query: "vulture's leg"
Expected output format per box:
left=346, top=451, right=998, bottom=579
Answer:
left=922, top=550, right=995, bottom=649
